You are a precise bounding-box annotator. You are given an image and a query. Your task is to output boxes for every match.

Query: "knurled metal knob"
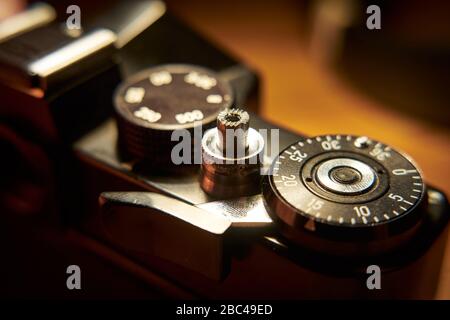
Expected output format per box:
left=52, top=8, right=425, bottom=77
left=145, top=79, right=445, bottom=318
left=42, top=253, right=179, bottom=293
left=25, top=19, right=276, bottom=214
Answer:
left=200, top=109, right=264, bottom=199
left=216, top=108, right=250, bottom=157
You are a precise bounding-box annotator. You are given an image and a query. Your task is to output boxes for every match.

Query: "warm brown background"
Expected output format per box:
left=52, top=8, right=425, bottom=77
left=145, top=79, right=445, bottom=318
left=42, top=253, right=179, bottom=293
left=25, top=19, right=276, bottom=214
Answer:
left=165, top=0, right=450, bottom=299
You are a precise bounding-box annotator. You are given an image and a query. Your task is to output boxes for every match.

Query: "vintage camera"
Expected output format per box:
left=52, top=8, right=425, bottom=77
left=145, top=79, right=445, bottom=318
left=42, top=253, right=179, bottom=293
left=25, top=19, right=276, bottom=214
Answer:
left=0, top=1, right=448, bottom=299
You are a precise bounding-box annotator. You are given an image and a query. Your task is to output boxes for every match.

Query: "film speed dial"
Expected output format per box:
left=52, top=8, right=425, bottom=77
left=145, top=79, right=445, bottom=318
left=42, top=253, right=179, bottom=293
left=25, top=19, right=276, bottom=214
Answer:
left=263, top=135, right=427, bottom=256
left=114, top=64, right=233, bottom=168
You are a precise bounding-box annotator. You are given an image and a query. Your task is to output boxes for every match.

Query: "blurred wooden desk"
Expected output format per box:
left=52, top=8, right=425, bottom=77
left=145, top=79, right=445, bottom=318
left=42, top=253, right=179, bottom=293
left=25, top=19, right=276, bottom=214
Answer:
left=168, top=0, right=450, bottom=299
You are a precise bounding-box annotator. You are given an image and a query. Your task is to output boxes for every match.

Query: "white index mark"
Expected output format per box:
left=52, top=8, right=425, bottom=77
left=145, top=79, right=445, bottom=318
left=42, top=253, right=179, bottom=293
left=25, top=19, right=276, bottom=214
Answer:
left=403, top=200, right=414, bottom=205
left=307, top=139, right=312, bottom=144
left=351, top=218, right=356, bottom=225
left=393, top=210, right=399, bottom=216
left=298, top=142, right=304, bottom=147
left=410, top=195, right=418, bottom=199
left=346, top=135, right=352, bottom=141
left=316, top=136, right=322, bottom=142
left=336, top=135, right=341, bottom=140
left=290, top=146, right=297, bottom=150
left=285, top=151, right=292, bottom=155
left=400, top=206, right=407, bottom=211
left=414, top=183, right=422, bottom=186
left=327, top=215, right=332, bottom=221
left=279, top=156, right=285, bottom=159
left=384, top=214, right=390, bottom=220
left=373, top=216, right=379, bottom=223
left=413, top=189, right=421, bottom=193
left=412, top=176, right=421, bottom=179
left=362, top=216, right=368, bottom=224
left=339, top=217, right=344, bottom=224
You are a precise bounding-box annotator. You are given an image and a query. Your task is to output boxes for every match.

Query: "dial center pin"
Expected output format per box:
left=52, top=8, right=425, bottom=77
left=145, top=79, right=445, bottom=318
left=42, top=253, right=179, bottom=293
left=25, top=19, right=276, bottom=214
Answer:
left=315, top=158, right=375, bottom=194
left=330, top=167, right=360, bottom=184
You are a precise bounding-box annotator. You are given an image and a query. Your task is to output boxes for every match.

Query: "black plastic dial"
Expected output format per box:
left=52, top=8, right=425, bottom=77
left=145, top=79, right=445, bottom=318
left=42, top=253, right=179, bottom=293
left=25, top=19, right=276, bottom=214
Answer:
left=113, top=64, right=233, bottom=166
left=263, top=134, right=427, bottom=256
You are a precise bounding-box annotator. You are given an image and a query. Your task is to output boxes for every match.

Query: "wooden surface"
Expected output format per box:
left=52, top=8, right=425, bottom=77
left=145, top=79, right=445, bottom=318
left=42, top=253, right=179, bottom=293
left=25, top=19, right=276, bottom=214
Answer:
left=167, top=0, right=450, bottom=299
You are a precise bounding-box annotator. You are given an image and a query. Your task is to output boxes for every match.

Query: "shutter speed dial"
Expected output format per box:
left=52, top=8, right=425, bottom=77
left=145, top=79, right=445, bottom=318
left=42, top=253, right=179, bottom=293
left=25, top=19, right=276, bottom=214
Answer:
left=262, top=135, right=426, bottom=256
left=113, top=64, right=233, bottom=167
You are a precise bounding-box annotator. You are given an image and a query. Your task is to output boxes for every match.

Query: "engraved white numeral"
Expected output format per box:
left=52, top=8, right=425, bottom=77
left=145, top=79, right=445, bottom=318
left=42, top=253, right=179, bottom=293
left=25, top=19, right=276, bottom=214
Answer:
left=184, top=72, right=217, bottom=90
left=354, top=205, right=371, bottom=217
left=149, top=71, right=172, bottom=86
left=388, top=193, right=404, bottom=202
left=321, top=140, right=341, bottom=150
left=124, top=87, right=145, bottom=103
left=392, top=169, right=417, bottom=175
left=281, top=175, right=298, bottom=187
left=175, top=110, right=204, bottom=124
left=369, top=143, right=391, bottom=161
left=307, top=198, right=324, bottom=211
left=206, top=94, right=223, bottom=104
left=289, top=150, right=308, bottom=162
left=133, top=106, right=161, bottom=123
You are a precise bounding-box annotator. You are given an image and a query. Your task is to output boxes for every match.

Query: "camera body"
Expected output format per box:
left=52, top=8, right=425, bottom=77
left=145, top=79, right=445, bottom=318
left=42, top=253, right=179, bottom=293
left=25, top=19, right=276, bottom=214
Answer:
left=74, top=114, right=449, bottom=299
left=0, top=1, right=448, bottom=299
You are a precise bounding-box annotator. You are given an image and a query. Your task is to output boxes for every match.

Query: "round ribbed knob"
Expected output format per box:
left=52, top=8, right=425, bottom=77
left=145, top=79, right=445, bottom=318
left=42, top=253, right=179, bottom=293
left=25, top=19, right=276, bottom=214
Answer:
left=216, top=109, right=249, bottom=157
left=200, top=109, right=264, bottom=199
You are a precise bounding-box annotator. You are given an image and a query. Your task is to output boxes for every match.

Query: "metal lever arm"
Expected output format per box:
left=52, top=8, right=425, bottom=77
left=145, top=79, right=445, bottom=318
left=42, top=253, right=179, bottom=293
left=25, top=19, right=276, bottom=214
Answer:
left=99, top=192, right=231, bottom=280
